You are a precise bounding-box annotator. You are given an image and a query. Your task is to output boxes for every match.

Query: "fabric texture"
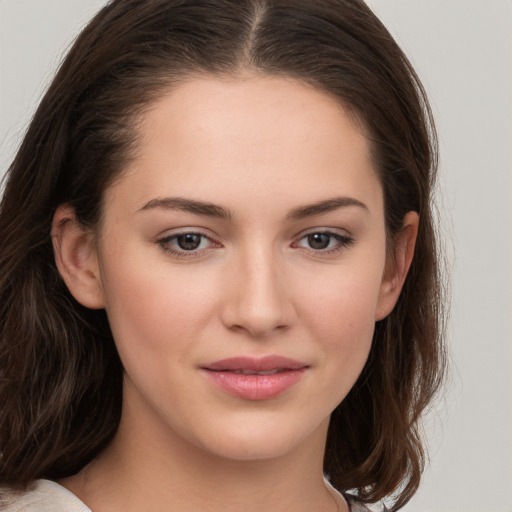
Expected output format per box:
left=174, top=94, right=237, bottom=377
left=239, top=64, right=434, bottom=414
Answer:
left=0, top=478, right=382, bottom=511
left=0, top=479, right=91, bottom=512
left=346, top=497, right=387, bottom=512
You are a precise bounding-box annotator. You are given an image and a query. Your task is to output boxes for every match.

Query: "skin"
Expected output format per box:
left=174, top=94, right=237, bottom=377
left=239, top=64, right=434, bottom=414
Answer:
left=53, top=75, right=418, bottom=512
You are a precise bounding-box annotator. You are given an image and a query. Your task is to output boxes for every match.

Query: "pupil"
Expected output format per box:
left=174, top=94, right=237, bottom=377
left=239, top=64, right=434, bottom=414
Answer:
left=308, top=233, right=330, bottom=249
left=177, top=234, right=201, bottom=250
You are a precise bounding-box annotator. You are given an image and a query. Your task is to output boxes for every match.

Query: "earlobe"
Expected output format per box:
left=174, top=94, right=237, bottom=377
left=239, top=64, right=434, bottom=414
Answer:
left=51, top=204, right=105, bottom=309
left=375, top=211, right=419, bottom=321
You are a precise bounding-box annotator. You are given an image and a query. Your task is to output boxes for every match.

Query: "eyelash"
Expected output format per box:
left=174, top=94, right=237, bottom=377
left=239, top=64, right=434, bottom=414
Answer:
left=292, top=231, right=355, bottom=255
left=156, top=230, right=354, bottom=259
left=156, top=231, right=220, bottom=259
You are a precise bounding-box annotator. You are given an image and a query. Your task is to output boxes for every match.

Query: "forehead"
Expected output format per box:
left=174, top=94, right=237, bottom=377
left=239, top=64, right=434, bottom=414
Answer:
left=107, top=75, right=382, bottom=218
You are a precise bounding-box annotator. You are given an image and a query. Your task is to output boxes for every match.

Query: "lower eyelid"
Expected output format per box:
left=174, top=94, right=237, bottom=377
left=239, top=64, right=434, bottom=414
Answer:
left=156, top=231, right=222, bottom=256
left=156, top=230, right=353, bottom=256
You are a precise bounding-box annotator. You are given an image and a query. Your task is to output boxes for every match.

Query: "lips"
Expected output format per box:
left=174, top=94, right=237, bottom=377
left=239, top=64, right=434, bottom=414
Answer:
left=201, top=356, right=308, bottom=400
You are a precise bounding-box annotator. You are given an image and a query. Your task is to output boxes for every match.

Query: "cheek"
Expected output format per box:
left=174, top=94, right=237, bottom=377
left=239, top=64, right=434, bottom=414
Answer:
left=296, top=266, right=383, bottom=390
left=98, top=248, right=219, bottom=365
left=300, top=266, right=382, bottom=340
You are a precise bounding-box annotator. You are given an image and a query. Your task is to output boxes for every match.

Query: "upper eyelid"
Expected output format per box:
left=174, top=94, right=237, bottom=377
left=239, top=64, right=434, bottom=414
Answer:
left=156, top=232, right=219, bottom=258
left=156, top=227, right=218, bottom=241
left=155, top=230, right=354, bottom=263
left=293, top=227, right=353, bottom=239
left=155, top=227, right=352, bottom=240
left=157, top=232, right=219, bottom=246
left=292, top=229, right=355, bottom=251
left=154, top=226, right=354, bottom=243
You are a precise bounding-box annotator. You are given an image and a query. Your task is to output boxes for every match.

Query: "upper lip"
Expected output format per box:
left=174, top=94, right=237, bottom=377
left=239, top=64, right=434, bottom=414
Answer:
left=202, top=356, right=308, bottom=372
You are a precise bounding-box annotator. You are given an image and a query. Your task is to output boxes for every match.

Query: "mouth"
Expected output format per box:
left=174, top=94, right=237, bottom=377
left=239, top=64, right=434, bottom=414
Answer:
left=223, top=368, right=291, bottom=375
left=201, top=356, right=309, bottom=400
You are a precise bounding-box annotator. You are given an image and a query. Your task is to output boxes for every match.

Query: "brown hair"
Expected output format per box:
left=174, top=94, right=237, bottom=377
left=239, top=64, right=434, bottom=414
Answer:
left=0, top=1, right=446, bottom=509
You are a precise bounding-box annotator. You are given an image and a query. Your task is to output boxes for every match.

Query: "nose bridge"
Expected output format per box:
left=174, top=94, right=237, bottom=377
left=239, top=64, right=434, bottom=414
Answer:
left=223, top=239, right=292, bottom=337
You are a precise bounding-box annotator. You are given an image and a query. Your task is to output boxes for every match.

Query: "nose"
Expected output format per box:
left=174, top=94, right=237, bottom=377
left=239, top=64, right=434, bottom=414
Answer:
left=220, top=245, right=295, bottom=338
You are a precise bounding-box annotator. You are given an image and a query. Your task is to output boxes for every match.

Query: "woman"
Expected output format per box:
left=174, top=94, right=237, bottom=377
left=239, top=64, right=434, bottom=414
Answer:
left=0, top=1, right=446, bottom=511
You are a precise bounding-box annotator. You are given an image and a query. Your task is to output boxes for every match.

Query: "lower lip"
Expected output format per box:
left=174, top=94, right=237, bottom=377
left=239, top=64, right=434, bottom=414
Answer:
left=202, top=368, right=307, bottom=400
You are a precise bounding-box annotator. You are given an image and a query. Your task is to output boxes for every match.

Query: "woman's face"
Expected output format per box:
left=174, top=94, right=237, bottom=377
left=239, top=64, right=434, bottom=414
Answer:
left=88, top=76, right=400, bottom=461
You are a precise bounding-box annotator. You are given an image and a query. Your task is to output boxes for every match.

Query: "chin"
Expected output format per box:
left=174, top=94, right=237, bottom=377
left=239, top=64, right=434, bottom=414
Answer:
left=201, top=437, right=300, bottom=462
left=190, top=413, right=329, bottom=463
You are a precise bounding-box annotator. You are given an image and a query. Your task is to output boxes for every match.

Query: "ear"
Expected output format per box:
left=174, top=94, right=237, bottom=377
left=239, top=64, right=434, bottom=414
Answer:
left=375, top=211, right=419, bottom=321
left=51, top=204, right=105, bottom=309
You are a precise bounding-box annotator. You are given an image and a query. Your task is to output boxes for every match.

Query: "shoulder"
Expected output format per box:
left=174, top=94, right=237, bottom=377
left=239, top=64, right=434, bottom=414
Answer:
left=345, top=495, right=389, bottom=512
left=0, top=479, right=90, bottom=512
left=324, top=479, right=388, bottom=512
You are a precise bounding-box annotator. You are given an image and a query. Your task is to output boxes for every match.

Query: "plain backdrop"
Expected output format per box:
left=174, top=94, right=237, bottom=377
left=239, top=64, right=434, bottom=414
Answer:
left=1, top=1, right=511, bottom=511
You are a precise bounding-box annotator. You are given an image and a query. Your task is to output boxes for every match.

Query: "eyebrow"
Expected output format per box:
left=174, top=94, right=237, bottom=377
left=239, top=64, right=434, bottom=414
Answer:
left=137, top=195, right=367, bottom=220
left=138, top=197, right=232, bottom=219
left=286, top=196, right=368, bottom=220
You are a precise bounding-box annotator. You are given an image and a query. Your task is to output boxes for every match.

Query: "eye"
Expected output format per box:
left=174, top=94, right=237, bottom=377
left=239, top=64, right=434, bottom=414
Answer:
left=174, top=233, right=204, bottom=251
left=156, top=231, right=219, bottom=257
left=294, top=231, right=354, bottom=253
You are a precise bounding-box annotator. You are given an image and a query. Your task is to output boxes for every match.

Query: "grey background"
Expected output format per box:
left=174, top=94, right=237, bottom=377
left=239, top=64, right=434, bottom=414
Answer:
left=1, top=1, right=511, bottom=510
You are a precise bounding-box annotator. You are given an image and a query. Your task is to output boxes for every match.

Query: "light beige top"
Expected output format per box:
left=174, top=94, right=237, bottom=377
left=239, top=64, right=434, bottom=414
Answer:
left=0, top=478, right=378, bottom=512
left=0, top=479, right=91, bottom=512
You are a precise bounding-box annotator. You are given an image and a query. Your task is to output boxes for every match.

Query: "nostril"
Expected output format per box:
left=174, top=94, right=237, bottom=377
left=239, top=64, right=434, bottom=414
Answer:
left=226, top=320, right=290, bottom=338
left=219, top=259, right=295, bottom=336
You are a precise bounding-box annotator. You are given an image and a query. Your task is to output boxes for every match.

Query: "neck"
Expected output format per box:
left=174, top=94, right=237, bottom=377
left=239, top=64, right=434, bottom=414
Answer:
left=60, top=383, right=345, bottom=512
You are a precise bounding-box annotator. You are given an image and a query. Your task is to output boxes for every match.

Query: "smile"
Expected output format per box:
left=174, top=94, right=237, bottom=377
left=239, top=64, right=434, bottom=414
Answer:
left=201, top=356, right=308, bottom=400
left=230, top=368, right=285, bottom=375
